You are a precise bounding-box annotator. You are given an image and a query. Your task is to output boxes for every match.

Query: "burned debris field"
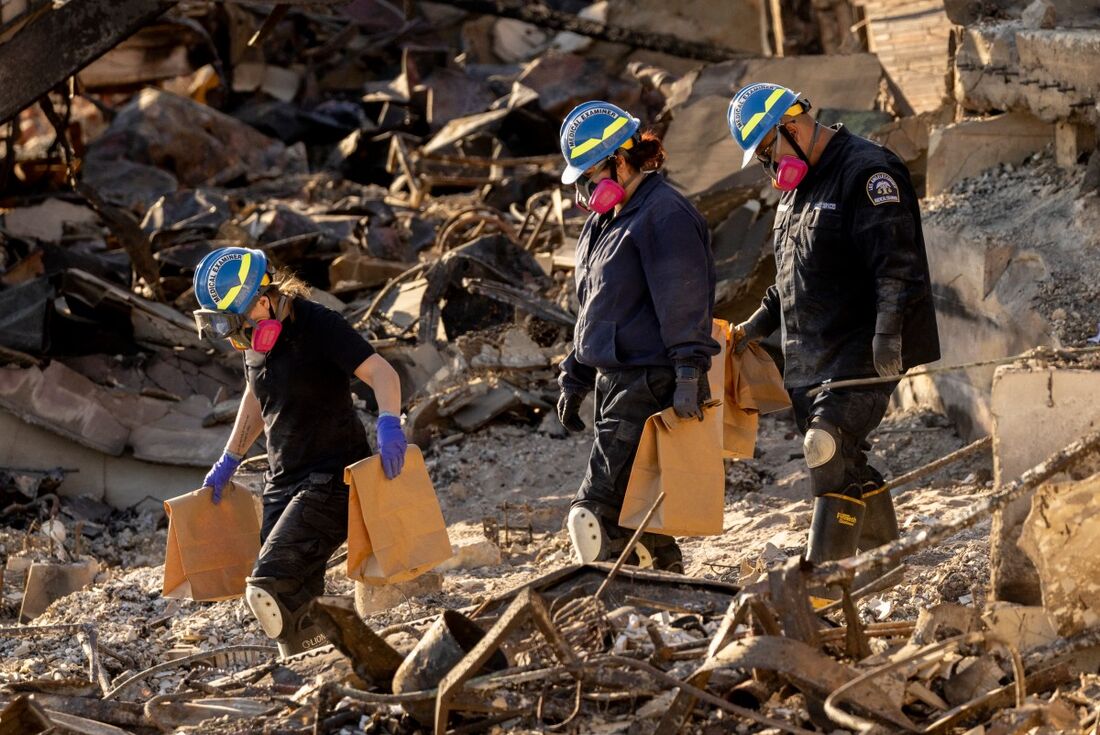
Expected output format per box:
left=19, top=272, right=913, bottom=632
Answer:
left=2, top=1, right=1100, bottom=734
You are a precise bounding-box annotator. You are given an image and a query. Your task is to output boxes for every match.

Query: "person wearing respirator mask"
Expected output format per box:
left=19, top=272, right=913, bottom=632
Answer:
left=192, top=247, right=407, bottom=657
left=726, top=83, right=941, bottom=596
left=556, top=101, right=720, bottom=572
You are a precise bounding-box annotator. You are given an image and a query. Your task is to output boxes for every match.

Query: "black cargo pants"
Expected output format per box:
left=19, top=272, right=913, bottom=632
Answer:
left=789, top=382, right=897, bottom=497
left=571, top=366, right=676, bottom=527
left=252, top=472, right=349, bottom=612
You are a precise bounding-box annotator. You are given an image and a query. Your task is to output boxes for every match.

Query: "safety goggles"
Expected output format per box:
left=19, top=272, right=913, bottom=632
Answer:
left=193, top=309, right=253, bottom=351
left=755, top=98, right=812, bottom=167
left=755, top=128, right=778, bottom=166
left=756, top=124, right=804, bottom=178
left=754, top=129, right=781, bottom=179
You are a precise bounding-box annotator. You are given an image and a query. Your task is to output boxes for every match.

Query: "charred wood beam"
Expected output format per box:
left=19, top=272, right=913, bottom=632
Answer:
left=77, top=183, right=166, bottom=302
left=0, top=694, right=145, bottom=729
left=423, top=0, right=743, bottom=63
left=0, top=696, right=51, bottom=735
left=0, top=0, right=177, bottom=125
left=463, top=279, right=575, bottom=327
left=825, top=632, right=984, bottom=732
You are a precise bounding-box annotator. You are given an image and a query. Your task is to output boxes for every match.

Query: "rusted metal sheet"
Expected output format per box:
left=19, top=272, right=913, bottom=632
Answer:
left=309, top=596, right=405, bottom=688
left=435, top=589, right=578, bottom=734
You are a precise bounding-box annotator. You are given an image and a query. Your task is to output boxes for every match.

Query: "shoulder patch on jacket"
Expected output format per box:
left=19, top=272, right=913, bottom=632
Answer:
left=866, top=172, right=900, bottom=206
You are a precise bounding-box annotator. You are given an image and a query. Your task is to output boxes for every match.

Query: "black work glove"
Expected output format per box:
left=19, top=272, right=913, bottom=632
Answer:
left=733, top=307, right=774, bottom=355
left=673, top=364, right=710, bottom=421
left=872, top=333, right=903, bottom=377
left=557, top=391, right=586, bottom=432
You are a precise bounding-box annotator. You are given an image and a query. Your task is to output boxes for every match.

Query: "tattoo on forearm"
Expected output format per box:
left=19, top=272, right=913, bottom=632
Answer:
left=235, top=413, right=254, bottom=453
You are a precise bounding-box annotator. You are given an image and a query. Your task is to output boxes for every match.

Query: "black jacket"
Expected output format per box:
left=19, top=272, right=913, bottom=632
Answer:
left=756, top=126, right=940, bottom=388
left=560, top=173, right=719, bottom=393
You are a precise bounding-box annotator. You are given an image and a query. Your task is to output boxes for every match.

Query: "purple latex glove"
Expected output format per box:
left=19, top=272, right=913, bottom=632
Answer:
left=203, top=451, right=242, bottom=504
left=376, top=414, right=407, bottom=480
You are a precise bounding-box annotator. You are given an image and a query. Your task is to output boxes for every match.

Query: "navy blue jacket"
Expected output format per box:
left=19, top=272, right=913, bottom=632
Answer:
left=560, top=173, right=719, bottom=394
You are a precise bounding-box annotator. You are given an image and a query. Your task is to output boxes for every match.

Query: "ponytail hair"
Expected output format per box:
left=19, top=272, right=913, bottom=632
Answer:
left=620, top=128, right=666, bottom=172
left=269, top=267, right=311, bottom=300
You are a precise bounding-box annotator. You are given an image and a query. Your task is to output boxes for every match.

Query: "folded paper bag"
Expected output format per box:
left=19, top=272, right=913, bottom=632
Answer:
left=723, top=333, right=791, bottom=459
left=735, top=341, right=790, bottom=415
left=162, top=482, right=261, bottom=601
left=345, top=445, right=453, bottom=586
left=619, top=402, right=724, bottom=537
left=707, top=318, right=729, bottom=407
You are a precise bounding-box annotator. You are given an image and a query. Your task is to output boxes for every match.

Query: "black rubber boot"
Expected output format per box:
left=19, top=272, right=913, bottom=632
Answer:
left=858, top=483, right=900, bottom=551
left=805, top=492, right=866, bottom=608
left=278, top=603, right=329, bottom=658
left=652, top=542, right=685, bottom=574
left=636, top=533, right=685, bottom=573
left=852, top=482, right=904, bottom=593
left=805, top=492, right=866, bottom=564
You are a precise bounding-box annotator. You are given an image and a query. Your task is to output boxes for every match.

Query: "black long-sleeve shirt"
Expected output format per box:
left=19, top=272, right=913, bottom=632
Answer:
left=560, top=173, right=720, bottom=393
left=755, top=126, right=940, bottom=388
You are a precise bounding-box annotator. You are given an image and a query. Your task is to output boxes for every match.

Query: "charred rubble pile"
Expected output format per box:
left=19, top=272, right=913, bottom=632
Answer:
left=3, top=422, right=1100, bottom=735
left=0, top=0, right=913, bottom=502
left=1, top=0, right=1100, bottom=733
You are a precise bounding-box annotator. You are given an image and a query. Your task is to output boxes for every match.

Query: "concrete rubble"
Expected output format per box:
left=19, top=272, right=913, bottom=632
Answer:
left=1019, top=472, right=1100, bottom=635
left=987, top=356, right=1100, bottom=606
left=0, top=0, right=1098, bottom=734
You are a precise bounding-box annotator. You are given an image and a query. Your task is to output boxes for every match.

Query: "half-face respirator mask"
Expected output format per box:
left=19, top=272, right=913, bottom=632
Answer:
left=575, top=159, right=626, bottom=214
left=194, top=294, right=284, bottom=353
left=760, top=122, right=821, bottom=192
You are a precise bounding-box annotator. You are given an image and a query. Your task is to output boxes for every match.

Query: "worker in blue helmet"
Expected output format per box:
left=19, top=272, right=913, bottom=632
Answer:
left=556, top=101, right=720, bottom=572
left=192, top=246, right=408, bottom=657
left=725, top=83, right=941, bottom=595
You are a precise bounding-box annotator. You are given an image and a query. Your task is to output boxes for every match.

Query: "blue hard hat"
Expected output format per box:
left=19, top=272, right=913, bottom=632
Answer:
left=559, top=100, right=640, bottom=184
left=193, top=247, right=271, bottom=314
left=727, top=83, right=803, bottom=169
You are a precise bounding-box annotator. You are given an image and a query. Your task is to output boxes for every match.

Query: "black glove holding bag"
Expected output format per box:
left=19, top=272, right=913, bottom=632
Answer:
left=673, top=363, right=710, bottom=421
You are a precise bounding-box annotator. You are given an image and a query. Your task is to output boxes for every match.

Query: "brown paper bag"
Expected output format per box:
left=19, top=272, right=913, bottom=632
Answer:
left=162, top=482, right=261, bottom=601
left=739, top=342, right=791, bottom=415
left=619, top=403, right=724, bottom=537
left=707, top=319, right=728, bottom=405
left=345, top=445, right=453, bottom=586
left=722, top=328, right=791, bottom=459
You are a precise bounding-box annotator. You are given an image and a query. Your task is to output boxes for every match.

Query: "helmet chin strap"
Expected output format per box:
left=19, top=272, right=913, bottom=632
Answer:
left=780, top=120, right=822, bottom=166
left=271, top=291, right=288, bottom=320
left=256, top=289, right=288, bottom=322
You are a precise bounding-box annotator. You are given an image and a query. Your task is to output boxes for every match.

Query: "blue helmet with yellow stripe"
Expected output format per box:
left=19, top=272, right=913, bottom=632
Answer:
left=193, top=247, right=271, bottom=314
left=728, top=83, right=803, bottom=169
left=559, top=101, right=640, bottom=185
